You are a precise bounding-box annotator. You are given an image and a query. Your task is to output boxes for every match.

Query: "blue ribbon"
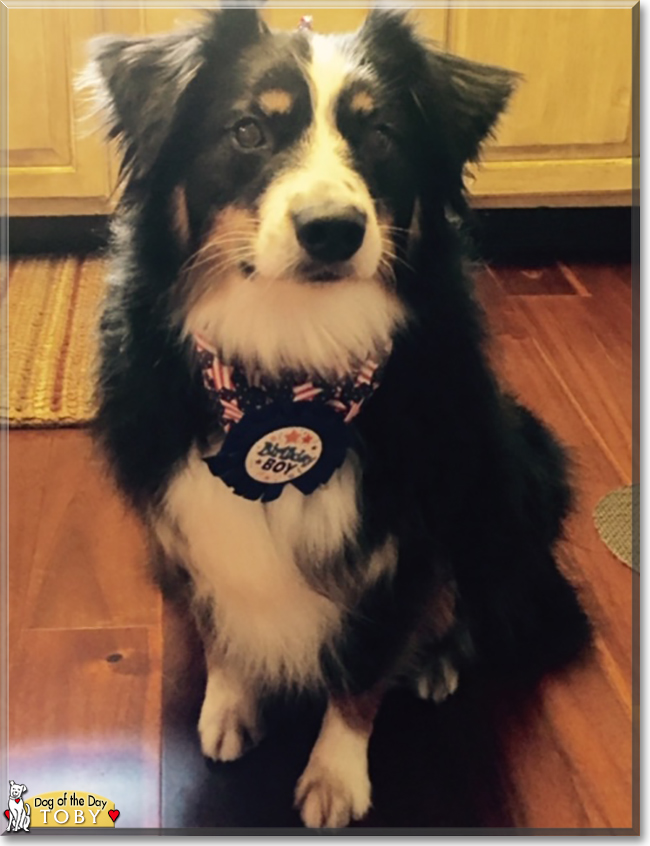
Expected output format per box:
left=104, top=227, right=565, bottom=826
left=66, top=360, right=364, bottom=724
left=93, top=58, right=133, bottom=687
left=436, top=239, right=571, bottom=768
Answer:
left=204, top=401, right=350, bottom=502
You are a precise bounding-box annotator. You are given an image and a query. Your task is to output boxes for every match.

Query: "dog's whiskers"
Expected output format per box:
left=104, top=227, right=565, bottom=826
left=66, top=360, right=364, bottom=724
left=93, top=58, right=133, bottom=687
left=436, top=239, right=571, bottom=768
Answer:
left=181, top=231, right=257, bottom=274
left=379, top=223, right=412, bottom=236
left=381, top=247, right=413, bottom=275
left=185, top=245, right=256, bottom=278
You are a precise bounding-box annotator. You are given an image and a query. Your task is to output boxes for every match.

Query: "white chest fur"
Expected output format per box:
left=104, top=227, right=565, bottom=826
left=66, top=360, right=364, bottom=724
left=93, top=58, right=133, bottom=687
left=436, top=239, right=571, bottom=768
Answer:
left=160, top=450, right=363, bottom=688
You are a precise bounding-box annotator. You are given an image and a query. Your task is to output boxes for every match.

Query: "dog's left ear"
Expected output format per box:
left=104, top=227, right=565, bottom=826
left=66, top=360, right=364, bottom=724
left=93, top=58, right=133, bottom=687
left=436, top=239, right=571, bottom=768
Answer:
left=421, top=49, right=519, bottom=166
left=362, top=11, right=518, bottom=167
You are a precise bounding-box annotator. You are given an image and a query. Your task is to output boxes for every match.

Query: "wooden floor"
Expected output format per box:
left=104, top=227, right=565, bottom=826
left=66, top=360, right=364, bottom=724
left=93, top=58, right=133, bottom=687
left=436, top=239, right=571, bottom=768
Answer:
left=6, top=259, right=637, bottom=832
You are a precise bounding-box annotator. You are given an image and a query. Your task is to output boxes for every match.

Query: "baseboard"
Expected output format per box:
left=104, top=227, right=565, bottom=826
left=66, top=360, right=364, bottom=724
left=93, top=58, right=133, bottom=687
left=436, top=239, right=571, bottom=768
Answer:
left=468, top=206, right=633, bottom=264
left=8, top=207, right=633, bottom=263
left=8, top=215, right=111, bottom=256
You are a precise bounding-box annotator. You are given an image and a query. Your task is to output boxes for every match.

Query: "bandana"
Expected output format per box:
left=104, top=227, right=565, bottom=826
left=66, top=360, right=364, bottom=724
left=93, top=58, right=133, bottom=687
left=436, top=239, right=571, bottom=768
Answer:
left=194, top=334, right=389, bottom=502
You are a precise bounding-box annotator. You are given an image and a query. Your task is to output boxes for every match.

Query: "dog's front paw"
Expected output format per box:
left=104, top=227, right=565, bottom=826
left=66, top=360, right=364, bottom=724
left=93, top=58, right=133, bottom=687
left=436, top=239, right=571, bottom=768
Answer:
left=198, top=671, right=261, bottom=762
left=295, top=757, right=371, bottom=828
left=416, top=657, right=459, bottom=704
left=198, top=703, right=261, bottom=762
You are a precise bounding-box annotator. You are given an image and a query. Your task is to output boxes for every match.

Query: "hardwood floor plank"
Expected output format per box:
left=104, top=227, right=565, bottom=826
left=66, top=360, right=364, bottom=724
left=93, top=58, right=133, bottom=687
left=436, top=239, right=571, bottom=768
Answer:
left=495, top=334, right=632, bottom=684
left=8, top=430, right=162, bottom=829
left=501, top=656, right=632, bottom=829
left=479, top=328, right=634, bottom=829
left=8, top=626, right=162, bottom=828
left=509, top=298, right=632, bottom=479
left=8, top=430, right=54, bottom=654
left=497, top=695, right=600, bottom=828
left=9, top=430, right=159, bottom=632
left=490, top=262, right=580, bottom=296
left=541, top=662, right=633, bottom=827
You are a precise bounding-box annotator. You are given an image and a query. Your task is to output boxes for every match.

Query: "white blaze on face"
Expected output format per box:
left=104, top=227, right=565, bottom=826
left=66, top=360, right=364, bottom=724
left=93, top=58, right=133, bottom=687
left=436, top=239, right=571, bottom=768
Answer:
left=183, top=34, right=405, bottom=378
left=255, top=34, right=382, bottom=281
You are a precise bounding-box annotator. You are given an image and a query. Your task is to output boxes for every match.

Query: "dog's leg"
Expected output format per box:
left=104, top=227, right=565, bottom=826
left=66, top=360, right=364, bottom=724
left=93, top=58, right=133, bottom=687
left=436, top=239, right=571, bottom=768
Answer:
left=295, top=689, right=382, bottom=828
left=198, top=655, right=262, bottom=762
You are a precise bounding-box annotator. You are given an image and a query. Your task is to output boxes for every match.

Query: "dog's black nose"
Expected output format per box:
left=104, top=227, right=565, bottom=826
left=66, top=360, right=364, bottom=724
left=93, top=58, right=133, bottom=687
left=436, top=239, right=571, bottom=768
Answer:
left=293, top=206, right=367, bottom=263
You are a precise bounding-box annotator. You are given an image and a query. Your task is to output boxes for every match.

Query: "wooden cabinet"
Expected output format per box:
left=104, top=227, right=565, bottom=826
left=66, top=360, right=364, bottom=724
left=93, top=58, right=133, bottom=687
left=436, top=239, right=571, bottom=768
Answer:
left=448, top=7, right=635, bottom=206
left=6, top=8, right=115, bottom=215
left=5, top=4, right=636, bottom=214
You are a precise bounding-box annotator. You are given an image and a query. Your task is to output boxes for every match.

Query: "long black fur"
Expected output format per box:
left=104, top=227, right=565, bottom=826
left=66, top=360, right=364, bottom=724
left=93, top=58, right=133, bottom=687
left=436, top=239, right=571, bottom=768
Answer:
left=91, top=9, right=590, bottom=703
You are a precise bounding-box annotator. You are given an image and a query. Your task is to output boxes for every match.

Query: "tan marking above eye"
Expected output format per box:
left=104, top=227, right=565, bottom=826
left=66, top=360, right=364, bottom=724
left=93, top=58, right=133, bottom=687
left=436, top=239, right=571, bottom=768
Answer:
left=258, top=88, right=294, bottom=115
left=351, top=90, right=375, bottom=115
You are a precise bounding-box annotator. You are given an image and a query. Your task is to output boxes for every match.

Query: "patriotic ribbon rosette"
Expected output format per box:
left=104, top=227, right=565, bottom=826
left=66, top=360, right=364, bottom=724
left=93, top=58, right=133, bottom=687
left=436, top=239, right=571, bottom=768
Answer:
left=194, top=334, right=389, bottom=502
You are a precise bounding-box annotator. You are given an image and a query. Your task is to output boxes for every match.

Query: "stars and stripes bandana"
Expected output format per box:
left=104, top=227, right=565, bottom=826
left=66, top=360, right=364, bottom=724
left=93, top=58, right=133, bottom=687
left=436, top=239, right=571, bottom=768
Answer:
left=194, top=334, right=390, bottom=502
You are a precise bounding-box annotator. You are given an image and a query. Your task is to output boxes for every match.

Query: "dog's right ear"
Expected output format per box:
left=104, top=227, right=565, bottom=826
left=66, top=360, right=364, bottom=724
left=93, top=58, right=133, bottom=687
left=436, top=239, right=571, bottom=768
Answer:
left=82, top=10, right=266, bottom=179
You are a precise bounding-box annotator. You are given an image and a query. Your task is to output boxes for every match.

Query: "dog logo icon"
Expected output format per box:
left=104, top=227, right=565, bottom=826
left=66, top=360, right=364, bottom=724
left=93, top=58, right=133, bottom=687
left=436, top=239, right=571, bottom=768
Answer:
left=5, top=781, right=31, bottom=832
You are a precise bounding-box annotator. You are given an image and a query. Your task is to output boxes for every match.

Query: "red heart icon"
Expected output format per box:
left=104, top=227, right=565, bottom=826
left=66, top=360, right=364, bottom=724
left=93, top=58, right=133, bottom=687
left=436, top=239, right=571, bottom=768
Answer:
left=108, top=809, right=120, bottom=823
left=14, top=800, right=19, bottom=804
left=4, top=810, right=9, bottom=819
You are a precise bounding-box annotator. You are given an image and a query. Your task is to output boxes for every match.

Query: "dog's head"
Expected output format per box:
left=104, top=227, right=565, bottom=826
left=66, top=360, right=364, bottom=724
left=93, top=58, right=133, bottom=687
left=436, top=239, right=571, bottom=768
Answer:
left=87, top=11, right=516, bottom=374
left=8, top=782, right=26, bottom=801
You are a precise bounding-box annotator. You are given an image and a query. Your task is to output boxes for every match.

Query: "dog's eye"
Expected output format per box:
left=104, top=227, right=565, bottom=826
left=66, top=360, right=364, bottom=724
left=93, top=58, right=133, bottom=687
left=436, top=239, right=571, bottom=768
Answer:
left=372, top=123, right=393, bottom=147
left=233, top=118, right=266, bottom=149
left=368, top=125, right=394, bottom=153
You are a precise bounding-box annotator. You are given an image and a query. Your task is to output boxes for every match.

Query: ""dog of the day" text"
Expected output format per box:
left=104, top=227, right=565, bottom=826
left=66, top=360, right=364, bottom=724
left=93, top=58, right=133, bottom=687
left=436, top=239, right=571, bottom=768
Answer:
left=29, top=791, right=119, bottom=828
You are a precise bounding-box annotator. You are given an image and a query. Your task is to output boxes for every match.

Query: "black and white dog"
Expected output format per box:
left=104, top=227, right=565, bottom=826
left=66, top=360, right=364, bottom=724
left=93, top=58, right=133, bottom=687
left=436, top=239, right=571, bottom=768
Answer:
left=87, top=9, right=590, bottom=828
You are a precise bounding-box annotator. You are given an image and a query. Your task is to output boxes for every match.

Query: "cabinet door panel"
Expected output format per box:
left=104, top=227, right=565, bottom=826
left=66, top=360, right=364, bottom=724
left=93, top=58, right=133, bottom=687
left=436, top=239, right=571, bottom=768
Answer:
left=7, top=9, right=113, bottom=208
left=448, top=8, right=633, bottom=162
left=8, top=11, right=71, bottom=167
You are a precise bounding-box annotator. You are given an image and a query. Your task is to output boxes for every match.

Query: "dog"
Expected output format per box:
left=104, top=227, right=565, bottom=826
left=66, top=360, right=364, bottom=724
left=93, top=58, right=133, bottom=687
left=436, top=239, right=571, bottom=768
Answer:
left=6, top=781, right=30, bottom=832
left=86, top=9, right=591, bottom=828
